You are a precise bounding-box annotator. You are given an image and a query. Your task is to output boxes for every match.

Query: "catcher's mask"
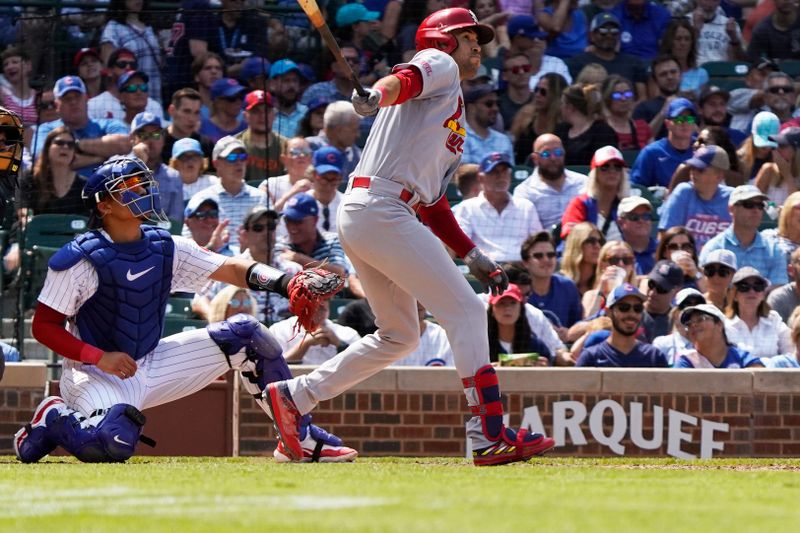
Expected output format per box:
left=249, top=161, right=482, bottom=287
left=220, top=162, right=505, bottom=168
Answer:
left=0, top=106, right=24, bottom=220
left=83, top=156, right=168, bottom=224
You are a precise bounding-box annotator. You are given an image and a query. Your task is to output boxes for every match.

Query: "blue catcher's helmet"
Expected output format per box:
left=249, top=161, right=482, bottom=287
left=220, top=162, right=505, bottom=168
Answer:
left=83, top=156, right=168, bottom=224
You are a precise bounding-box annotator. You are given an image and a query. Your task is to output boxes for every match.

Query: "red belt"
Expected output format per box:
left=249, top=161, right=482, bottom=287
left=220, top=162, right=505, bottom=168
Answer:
left=351, top=176, right=415, bottom=204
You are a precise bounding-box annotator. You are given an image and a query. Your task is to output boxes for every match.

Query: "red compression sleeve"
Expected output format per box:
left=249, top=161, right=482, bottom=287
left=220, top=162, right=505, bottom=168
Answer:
left=390, top=67, right=423, bottom=105
left=32, top=303, right=104, bottom=364
left=417, top=195, right=476, bottom=258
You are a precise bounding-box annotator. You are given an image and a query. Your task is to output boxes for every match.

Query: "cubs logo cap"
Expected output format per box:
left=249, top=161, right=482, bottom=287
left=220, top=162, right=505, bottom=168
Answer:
left=480, top=152, right=511, bottom=173
left=312, top=146, right=343, bottom=175
left=605, top=283, right=645, bottom=308
left=54, top=76, right=87, bottom=99
left=283, top=192, right=319, bottom=221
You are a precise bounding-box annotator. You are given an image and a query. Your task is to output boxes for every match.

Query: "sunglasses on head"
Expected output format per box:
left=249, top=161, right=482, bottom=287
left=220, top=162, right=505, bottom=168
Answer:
left=136, top=130, right=162, bottom=141
left=648, top=279, right=671, bottom=294
left=224, top=152, right=248, bottom=162
left=114, top=60, right=137, bottom=69
left=505, top=64, right=532, bottom=74
left=192, top=209, right=219, bottom=220
left=737, top=200, right=765, bottom=210
left=122, top=83, right=149, bottom=93
left=530, top=251, right=557, bottom=260
left=623, top=213, right=652, bottom=222
left=735, top=279, right=767, bottom=293
left=703, top=265, right=733, bottom=278
left=611, top=90, right=634, bottom=101
left=599, top=163, right=623, bottom=172
left=671, top=115, right=697, bottom=125
left=535, top=148, right=565, bottom=159
left=52, top=138, right=76, bottom=149
left=667, top=241, right=693, bottom=252
left=768, top=85, right=795, bottom=95
left=614, top=302, right=643, bottom=313
left=288, top=147, right=312, bottom=157
left=534, top=86, right=548, bottom=96
left=249, top=222, right=277, bottom=232
left=595, top=27, right=620, bottom=36
left=583, top=236, right=605, bottom=247
left=608, top=255, right=634, bottom=266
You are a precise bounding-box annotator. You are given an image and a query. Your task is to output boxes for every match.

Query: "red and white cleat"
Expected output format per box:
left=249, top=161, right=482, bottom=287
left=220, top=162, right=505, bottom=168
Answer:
left=273, top=437, right=358, bottom=463
left=263, top=382, right=303, bottom=461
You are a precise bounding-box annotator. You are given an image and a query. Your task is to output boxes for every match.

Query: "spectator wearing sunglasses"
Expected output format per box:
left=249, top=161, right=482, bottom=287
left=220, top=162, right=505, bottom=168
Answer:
left=658, top=145, right=733, bottom=250
left=576, top=283, right=668, bottom=367
left=193, top=136, right=266, bottom=250
left=88, top=49, right=162, bottom=122
left=567, top=14, right=647, bottom=100
left=630, top=98, right=697, bottom=188
left=461, top=84, right=515, bottom=165
left=454, top=152, right=542, bottom=262
left=562, top=146, right=628, bottom=240
left=700, top=248, right=737, bottom=311
left=206, top=285, right=259, bottom=323
left=640, top=259, right=683, bottom=342
left=767, top=248, right=800, bottom=324
left=676, top=303, right=763, bottom=368
left=117, top=71, right=155, bottom=127
left=262, top=137, right=313, bottom=212
left=498, top=53, right=534, bottom=130
left=725, top=267, right=792, bottom=359
left=602, top=75, right=651, bottom=151
left=522, top=231, right=583, bottom=339
left=617, top=196, right=656, bottom=275
left=700, top=184, right=789, bottom=286
left=129, top=112, right=183, bottom=222
left=200, top=78, right=248, bottom=144
left=309, top=146, right=345, bottom=235
left=582, top=240, right=636, bottom=319
left=183, top=195, right=231, bottom=255
left=652, top=288, right=705, bottom=365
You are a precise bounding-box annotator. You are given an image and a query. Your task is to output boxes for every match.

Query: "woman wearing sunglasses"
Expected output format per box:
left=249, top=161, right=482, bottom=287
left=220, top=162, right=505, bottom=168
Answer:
left=602, top=75, right=651, bottom=151
left=699, top=248, right=736, bottom=311
left=561, top=145, right=628, bottom=241
left=582, top=239, right=636, bottom=318
left=724, top=267, right=792, bottom=359
left=510, top=73, right=567, bottom=165
left=675, top=303, right=763, bottom=368
left=652, top=288, right=705, bottom=366
left=560, top=221, right=604, bottom=296
left=206, top=285, right=258, bottom=322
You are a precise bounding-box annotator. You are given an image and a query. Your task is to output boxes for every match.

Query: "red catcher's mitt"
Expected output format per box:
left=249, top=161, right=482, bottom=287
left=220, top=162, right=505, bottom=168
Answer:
left=287, top=268, right=345, bottom=332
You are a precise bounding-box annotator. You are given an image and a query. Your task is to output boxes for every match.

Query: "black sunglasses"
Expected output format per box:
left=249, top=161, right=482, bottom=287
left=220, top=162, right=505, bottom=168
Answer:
left=735, top=279, right=767, bottom=293
left=530, top=251, right=557, bottom=260
left=583, top=236, right=605, bottom=246
left=614, top=302, right=643, bottom=313
left=648, top=280, right=671, bottom=294
left=667, top=241, right=694, bottom=252
left=599, top=163, right=623, bottom=172
left=623, top=213, right=652, bottom=222
left=608, top=255, right=634, bottom=266
left=737, top=200, right=765, bottom=210
left=767, top=85, right=795, bottom=95
left=703, top=265, right=733, bottom=278
left=192, top=210, right=219, bottom=220
left=114, top=60, right=137, bottom=69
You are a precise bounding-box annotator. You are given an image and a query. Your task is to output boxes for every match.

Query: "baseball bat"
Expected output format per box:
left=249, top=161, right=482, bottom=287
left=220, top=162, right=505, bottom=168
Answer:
left=296, top=0, right=368, bottom=97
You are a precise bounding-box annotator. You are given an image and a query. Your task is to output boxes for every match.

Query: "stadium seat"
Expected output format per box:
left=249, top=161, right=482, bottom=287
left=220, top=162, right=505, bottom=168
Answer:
left=165, top=297, right=196, bottom=318
left=707, top=77, right=746, bottom=92
left=701, top=61, right=750, bottom=77
left=566, top=165, right=591, bottom=175
left=512, top=164, right=532, bottom=182
left=621, top=149, right=640, bottom=167
left=779, top=60, right=800, bottom=78
left=446, top=182, right=462, bottom=204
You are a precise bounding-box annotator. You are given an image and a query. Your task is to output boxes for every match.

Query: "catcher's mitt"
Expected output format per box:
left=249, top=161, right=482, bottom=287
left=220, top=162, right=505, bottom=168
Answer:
left=287, top=268, right=345, bottom=332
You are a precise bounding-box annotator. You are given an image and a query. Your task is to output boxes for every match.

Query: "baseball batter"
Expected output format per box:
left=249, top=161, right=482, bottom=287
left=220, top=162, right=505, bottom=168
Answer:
left=13, top=155, right=355, bottom=464
left=265, top=8, right=555, bottom=466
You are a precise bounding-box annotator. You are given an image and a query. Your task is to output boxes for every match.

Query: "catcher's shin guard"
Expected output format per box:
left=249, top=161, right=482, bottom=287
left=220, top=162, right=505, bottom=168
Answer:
left=463, top=365, right=555, bottom=466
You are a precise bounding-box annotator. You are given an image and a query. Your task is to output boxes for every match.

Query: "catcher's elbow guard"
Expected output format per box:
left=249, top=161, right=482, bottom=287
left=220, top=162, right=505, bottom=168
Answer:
left=246, top=263, right=290, bottom=297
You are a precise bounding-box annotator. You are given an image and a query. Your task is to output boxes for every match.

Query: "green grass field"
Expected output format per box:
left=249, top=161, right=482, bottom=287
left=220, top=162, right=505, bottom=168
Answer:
left=2, top=457, right=799, bottom=533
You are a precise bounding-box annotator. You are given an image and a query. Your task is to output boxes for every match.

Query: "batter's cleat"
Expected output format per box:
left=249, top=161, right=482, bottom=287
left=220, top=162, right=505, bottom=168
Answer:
left=13, top=396, right=66, bottom=463
left=473, top=429, right=555, bottom=467
left=263, top=381, right=303, bottom=461
left=273, top=427, right=358, bottom=463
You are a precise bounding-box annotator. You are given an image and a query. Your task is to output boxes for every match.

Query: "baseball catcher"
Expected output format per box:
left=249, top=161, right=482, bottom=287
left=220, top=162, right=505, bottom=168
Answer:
left=14, top=155, right=355, bottom=463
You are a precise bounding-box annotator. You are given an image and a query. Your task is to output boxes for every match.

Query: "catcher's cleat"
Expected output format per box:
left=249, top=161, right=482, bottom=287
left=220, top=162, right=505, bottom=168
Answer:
left=263, top=381, right=303, bottom=461
left=14, top=396, right=66, bottom=463
left=473, top=429, right=555, bottom=467
left=273, top=425, right=358, bottom=463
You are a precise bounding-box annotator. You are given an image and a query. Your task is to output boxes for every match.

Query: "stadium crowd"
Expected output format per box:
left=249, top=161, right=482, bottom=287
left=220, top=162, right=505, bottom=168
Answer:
left=1, top=0, right=800, bottom=370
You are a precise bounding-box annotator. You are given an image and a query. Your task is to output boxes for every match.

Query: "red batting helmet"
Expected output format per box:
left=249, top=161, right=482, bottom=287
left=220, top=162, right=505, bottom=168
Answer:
left=415, top=8, right=495, bottom=54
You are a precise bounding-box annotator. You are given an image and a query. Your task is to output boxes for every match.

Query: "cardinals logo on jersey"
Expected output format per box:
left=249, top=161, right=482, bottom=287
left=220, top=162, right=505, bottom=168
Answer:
left=442, top=96, right=466, bottom=155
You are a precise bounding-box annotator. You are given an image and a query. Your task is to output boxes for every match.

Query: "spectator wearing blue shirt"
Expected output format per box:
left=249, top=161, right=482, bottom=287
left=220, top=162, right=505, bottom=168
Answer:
left=659, top=144, right=733, bottom=250
left=612, top=0, right=672, bottom=61
left=535, top=0, right=589, bottom=59
left=577, top=283, right=669, bottom=367
left=462, top=84, right=515, bottom=165
left=630, top=98, right=696, bottom=188
left=676, top=303, right=763, bottom=368
left=33, top=76, right=130, bottom=178
left=522, top=231, right=583, bottom=340
left=699, top=185, right=789, bottom=286
left=199, top=78, right=248, bottom=144
left=269, top=59, right=309, bottom=139
left=617, top=196, right=657, bottom=275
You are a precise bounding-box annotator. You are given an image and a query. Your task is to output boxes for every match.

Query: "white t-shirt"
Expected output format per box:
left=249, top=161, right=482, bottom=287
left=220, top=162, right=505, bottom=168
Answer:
left=269, top=318, right=361, bottom=365
left=393, top=321, right=454, bottom=366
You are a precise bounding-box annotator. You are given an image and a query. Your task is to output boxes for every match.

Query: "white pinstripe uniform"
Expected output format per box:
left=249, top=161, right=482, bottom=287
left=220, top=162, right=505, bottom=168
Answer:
left=38, top=232, right=257, bottom=417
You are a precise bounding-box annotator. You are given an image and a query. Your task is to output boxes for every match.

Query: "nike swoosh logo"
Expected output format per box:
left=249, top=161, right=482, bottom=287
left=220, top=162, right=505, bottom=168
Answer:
left=126, top=266, right=155, bottom=282
left=113, top=435, right=132, bottom=446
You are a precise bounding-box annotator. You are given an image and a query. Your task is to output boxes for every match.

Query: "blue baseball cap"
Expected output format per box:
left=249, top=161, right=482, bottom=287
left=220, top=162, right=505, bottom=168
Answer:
left=296, top=63, right=316, bottom=82
left=172, top=137, right=203, bottom=159
left=312, top=146, right=343, bottom=175
left=307, top=96, right=332, bottom=112
left=666, top=97, right=697, bottom=119
left=590, top=12, right=621, bottom=31
left=480, top=152, right=511, bottom=173
left=335, top=3, right=380, bottom=27
left=283, top=192, right=319, bottom=221
left=606, top=283, right=645, bottom=308
left=685, top=144, right=730, bottom=170
left=117, top=70, right=149, bottom=91
left=54, top=76, right=87, bottom=99
left=269, top=59, right=300, bottom=79
left=240, top=56, right=271, bottom=81
left=507, top=15, right=548, bottom=40
left=211, top=78, right=247, bottom=100
left=184, top=194, right=218, bottom=218
left=131, top=111, right=162, bottom=133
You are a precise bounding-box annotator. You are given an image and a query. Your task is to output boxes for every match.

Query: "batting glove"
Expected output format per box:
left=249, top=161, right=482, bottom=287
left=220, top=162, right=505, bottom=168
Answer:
left=351, top=88, right=381, bottom=117
left=464, top=247, right=509, bottom=296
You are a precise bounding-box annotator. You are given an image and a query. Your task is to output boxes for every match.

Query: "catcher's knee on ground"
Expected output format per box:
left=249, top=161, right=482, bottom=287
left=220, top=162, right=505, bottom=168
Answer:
left=50, top=404, right=147, bottom=462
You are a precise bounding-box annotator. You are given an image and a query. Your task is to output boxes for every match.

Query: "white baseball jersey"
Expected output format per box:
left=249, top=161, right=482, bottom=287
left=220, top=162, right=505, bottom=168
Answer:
left=352, top=48, right=466, bottom=205
left=393, top=321, right=454, bottom=366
